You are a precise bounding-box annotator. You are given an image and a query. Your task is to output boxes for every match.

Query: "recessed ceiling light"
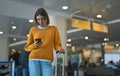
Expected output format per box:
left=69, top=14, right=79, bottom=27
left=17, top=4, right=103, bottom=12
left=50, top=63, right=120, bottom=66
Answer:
left=27, top=34, right=29, bottom=37
left=96, top=14, right=102, bottom=18
left=116, top=44, right=119, bottom=47
left=13, top=38, right=16, bottom=41
left=0, top=31, right=3, bottom=34
left=67, top=39, right=71, bottom=42
left=12, top=26, right=16, bottom=29
left=104, top=38, right=109, bottom=41
left=66, top=43, right=71, bottom=47
left=85, top=36, right=89, bottom=40
left=29, top=19, right=34, bottom=23
left=102, top=42, right=107, bottom=46
left=62, top=6, right=69, bottom=10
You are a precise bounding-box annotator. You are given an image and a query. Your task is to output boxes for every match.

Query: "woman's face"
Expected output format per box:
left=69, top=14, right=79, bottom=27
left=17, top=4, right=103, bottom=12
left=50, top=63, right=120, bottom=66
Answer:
left=36, top=15, right=47, bottom=27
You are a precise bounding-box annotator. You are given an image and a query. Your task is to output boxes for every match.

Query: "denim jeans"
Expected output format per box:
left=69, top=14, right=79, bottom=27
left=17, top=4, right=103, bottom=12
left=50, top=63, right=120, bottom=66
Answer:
left=22, top=67, right=29, bottom=76
left=71, top=63, right=79, bottom=76
left=29, top=60, right=52, bottom=76
left=15, top=66, right=20, bottom=76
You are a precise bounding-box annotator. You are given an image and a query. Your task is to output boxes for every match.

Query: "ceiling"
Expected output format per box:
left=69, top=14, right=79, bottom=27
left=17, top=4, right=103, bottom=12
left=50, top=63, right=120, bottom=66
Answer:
left=0, top=0, right=120, bottom=50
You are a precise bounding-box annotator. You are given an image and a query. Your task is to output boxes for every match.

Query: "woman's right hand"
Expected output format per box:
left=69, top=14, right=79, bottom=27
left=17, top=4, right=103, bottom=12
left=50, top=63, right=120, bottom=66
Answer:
left=35, top=39, right=42, bottom=46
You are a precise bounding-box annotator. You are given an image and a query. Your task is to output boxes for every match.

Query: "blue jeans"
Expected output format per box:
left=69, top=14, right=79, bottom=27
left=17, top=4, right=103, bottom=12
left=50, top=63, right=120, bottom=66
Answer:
left=15, top=66, right=20, bottom=76
left=71, top=63, right=79, bottom=76
left=22, top=67, right=29, bottom=76
left=29, top=60, right=52, bottom=76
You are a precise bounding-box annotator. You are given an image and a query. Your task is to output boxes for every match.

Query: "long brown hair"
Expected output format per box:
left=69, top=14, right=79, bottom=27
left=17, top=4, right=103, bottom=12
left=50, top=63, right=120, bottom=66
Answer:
left=34, top=8, right=50, bottom=27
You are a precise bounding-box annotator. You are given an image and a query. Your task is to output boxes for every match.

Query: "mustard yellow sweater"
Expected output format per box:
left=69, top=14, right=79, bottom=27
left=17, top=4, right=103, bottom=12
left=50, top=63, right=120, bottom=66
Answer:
left=24, top=25, right=62, bottom=61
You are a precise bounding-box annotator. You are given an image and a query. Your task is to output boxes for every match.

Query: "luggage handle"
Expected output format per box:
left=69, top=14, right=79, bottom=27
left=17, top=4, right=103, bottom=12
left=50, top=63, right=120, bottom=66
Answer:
left=56, top=51, right=65, bottom=54
left=55, top=51, right=65, bottom=76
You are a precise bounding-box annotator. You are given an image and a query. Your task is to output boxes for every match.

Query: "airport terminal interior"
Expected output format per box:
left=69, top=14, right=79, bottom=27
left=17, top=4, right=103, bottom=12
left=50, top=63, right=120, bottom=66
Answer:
left=0, top=0, right=120, bottom=76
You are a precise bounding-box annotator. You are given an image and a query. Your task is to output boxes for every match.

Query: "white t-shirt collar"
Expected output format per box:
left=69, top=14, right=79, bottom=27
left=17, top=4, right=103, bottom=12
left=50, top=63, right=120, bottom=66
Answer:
left=37, top=25, right=49, bottom=29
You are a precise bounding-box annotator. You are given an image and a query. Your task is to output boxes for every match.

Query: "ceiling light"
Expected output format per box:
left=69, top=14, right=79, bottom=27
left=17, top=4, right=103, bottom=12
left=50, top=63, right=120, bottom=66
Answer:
left=102, top=43, right=107, bottom=46
left=62, top=6, right=69, bottom=10
left=96, top=14, right=102, bottom=18
left=104, top=38, right=109, bottom=41
left=12, top=26, right=16, bottom=29
left=29, top=19, right=34, bottom=23
left=67, top=39, right=71, bottom=42
left=27, top=34, right=29, bottom=37
left=13, top=38, right=16, bottom=41
left=85, top=36, right=89, bottom=40
left=116, top=44, right=119, bottom=47
left=0, top=31, right=3, bottom=34
left=66, top=43, right=71, bottom=47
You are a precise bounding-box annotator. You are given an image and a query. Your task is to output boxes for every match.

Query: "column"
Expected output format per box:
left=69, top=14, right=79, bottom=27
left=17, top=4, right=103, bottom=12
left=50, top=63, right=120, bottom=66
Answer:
left=50, top=16, right=68, bottom=65
left=101, top=45, right=105, bottom=63
left=0, top=36, right=9, bottom=61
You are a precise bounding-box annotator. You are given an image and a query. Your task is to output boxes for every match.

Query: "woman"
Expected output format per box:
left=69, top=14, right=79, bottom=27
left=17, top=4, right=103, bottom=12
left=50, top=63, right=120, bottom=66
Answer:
left=24, top=8, right=64, bottom=76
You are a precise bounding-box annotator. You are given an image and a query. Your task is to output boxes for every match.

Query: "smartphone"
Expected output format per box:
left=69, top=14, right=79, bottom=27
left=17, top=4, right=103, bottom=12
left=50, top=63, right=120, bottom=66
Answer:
left=35, top=38, right=41, bottom=44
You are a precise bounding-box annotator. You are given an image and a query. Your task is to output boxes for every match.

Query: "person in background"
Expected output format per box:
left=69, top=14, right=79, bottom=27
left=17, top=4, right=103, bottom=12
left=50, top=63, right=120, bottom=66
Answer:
left=106, top=60, right=117, bottom=70
left=9, top=48, right=20, bottom=76
left=19, top=50, right=29, bottom=76
left=69, top=52, right=79, bottom=76
left=24, top=8, right=64, bottom=76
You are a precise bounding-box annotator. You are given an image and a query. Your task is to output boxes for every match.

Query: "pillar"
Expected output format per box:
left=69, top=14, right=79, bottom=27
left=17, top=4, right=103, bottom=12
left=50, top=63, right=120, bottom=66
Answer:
left=101, top=45, right=105, bottom=63
left=0, top=36, right=9, bottom=61
left=50, top=16, right=68, bottom=65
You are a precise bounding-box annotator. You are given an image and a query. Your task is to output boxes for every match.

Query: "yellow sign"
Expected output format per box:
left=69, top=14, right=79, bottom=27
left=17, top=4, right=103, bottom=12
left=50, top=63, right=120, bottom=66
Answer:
left=72, top=18, right=91, bottom=30
left=104, top=45, right=114, bottom=51
left=93, top=22, right=108, bottom=33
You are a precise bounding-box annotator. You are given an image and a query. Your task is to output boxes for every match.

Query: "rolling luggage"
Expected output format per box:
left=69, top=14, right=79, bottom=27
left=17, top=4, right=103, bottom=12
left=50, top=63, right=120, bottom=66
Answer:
left=54, top=51, right=65, bottom=76
left=0, top=61, right=15, bottom=76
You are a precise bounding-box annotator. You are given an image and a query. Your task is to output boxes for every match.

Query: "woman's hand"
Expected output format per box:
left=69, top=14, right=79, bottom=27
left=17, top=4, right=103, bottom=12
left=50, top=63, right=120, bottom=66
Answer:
left=59, top=49, right=65, bottom=54
left=35, top=39, right=42, bottom=46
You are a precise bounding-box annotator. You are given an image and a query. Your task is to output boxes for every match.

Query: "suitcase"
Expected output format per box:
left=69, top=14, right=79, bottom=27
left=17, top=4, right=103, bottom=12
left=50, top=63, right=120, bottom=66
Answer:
left=54, top=51, right=65, bottom=76
left=0, top=61, right=15, bottom=76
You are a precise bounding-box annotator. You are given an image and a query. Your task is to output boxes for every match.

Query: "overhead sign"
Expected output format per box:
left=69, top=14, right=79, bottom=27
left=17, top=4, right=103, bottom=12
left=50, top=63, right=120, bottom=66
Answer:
left=104, top=45, right=114, bottom=51
left=72, top=18, right=91, bottom=30
left=93, top=22, right=108, bottom=33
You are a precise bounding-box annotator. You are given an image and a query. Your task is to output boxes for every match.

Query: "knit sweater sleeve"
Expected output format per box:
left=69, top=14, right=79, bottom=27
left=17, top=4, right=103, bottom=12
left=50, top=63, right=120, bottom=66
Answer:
left=24, top=27, right=37, bottom=52
left=54, top=26, right=62, bottom=51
